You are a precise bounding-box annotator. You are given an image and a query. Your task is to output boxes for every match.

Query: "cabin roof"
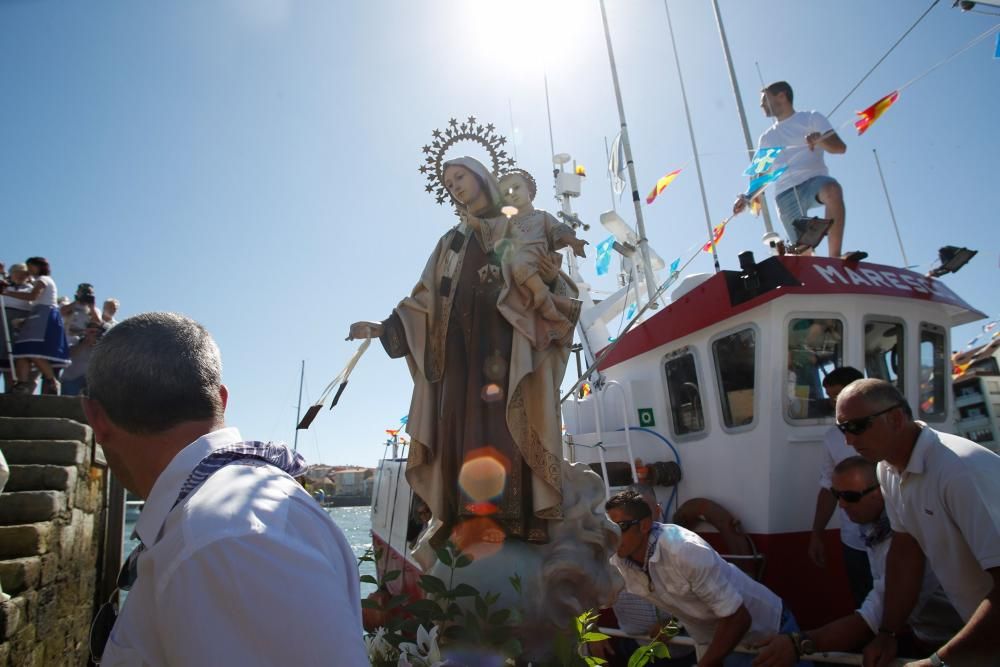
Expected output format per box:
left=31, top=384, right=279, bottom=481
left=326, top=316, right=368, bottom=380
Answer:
left=597, top=256, right=984, bottom=371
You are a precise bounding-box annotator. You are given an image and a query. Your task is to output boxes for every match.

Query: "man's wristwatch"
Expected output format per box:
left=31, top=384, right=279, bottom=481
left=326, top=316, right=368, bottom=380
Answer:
left=929, top=652, right=946, bottom=667
left=788, top=632, right=816, bottom=658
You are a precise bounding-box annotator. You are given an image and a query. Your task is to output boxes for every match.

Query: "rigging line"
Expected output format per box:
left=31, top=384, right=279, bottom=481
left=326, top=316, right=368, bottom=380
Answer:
left=897, top=21, right=1000, bottom=91
left=827, top=0, right=942, bottom=118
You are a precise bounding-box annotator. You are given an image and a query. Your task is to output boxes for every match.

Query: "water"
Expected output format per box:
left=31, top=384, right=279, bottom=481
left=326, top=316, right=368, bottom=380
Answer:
left=124, top=504, right=377, bottom=598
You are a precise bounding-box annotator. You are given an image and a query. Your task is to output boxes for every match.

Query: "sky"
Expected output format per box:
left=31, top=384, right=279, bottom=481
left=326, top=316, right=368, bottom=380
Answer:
left=3, top=0, right=997, bottom=468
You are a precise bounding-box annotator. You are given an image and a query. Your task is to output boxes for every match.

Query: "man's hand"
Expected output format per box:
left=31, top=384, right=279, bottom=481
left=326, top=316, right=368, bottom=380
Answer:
left=862, top=632, right=898, bottom=667
left=732, top=194, right=749, bottom=216
left=346, top=321, right=384, bottom=341
left=752, top=634, right=797, bottom=667
left=806, top=132, right=825, bottom=151
left=808, top=531, right=827, bottom=568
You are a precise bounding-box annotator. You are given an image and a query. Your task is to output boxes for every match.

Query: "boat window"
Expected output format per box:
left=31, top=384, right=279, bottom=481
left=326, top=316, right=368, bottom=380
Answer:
left=713, top=328, right=756, bottom=428
left=663, top=349, right=705, bottom=436
left=787, top=318, right=844, bottom=419
left=864, top=319, right=905, bottom=395
left=919, top=324, right=947, bottom=421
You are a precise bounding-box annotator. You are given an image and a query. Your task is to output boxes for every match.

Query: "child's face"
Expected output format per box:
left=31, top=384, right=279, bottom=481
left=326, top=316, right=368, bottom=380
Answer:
left=500, top=175, right=532, bottom=210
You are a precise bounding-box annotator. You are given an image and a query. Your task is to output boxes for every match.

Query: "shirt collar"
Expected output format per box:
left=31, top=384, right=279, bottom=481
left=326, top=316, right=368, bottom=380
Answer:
left=133, top=426, right=241, bottom=545
left=900, top=421, right=932, bottom=477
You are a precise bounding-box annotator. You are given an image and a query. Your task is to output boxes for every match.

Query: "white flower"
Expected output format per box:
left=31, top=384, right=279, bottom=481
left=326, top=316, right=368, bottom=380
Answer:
left=365, top=627, right=397, bottom=662
left=398, top=625, right=442, bottom=666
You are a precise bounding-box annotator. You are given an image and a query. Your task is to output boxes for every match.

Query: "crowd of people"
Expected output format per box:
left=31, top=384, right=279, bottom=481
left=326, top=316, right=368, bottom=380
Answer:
left=0, top=257, right=120, bottom=396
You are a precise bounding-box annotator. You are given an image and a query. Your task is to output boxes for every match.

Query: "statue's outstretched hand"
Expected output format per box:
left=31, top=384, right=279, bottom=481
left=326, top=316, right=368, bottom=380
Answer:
left=347, top=321, right=384, bottom=341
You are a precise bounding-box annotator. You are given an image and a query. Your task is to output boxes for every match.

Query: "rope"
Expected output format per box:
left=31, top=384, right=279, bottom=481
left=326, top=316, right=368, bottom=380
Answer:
left=827, top=0, right=941, bottom=118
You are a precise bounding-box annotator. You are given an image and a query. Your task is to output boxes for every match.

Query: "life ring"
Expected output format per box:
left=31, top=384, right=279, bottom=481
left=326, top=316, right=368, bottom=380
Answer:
left=672, top=497, right=763, bottom=580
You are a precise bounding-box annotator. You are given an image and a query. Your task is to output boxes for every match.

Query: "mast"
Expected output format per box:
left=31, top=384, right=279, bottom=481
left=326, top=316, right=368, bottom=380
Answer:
left=598, top=0, right=660, bottom=308
left=873, top=149, right=909, bottom=267
left=663, top=0, right=721, bottom=273
left=711, top=0, right=776, bottom=236
left=293, top=359, right=304, bottom=452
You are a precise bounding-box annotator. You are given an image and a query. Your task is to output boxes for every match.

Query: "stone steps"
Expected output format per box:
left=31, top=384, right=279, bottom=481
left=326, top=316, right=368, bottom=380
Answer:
left=0, top=523, right=53, bottom=560
left=2, top=466, right=76, bottom=493
left=0, top=441, right=86, bottom=468
left=0, top=417, right=91, bottom=443
left=0, top=492, right=67, bottom=526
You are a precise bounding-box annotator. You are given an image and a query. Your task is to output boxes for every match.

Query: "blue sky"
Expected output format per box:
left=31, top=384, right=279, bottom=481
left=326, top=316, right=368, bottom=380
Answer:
left=4, top=1, right=997, bottom=467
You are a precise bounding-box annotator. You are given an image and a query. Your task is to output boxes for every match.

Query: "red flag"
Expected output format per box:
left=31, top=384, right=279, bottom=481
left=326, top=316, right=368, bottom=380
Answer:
left=702, top=223, right=725, bottom=252
left=646, top=169, right=681, bottom=204
left=855, top=91, right=899, bottom=135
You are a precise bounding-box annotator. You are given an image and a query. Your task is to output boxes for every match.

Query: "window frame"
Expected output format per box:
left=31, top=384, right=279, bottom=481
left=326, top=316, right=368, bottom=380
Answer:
left=862, top=315, right=907, bottom=399
left=782, top=313, right=848, bottom=427
left=662, top=346, right=709, bottom=442
left=710, top=324, right=760, bottom=434
left=918, top=322, right=948, bottom=423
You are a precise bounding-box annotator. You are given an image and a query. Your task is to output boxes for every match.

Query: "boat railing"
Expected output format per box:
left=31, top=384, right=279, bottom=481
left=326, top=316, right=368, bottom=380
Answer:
left=566, top=380, right=639, bottom=498
left=596, top=627, right=911, bottom=665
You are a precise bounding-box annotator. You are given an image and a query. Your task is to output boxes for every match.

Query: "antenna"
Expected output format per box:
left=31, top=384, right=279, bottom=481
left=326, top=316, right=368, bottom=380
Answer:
left=872, top=149, right=909, bottom=267
left=508, top=98, right=518, bottom=164
left=293, top=360, right=304, bottom=452
left=603, top=136, right=617, bottom=212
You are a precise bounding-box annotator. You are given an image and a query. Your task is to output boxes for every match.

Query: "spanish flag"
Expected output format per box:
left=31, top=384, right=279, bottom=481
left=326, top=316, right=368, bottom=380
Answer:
left=855, top=91, right=899, bottom=135
left=702, top=222, right=725, bottom=252
left=646, top=169, right=681, bottom=204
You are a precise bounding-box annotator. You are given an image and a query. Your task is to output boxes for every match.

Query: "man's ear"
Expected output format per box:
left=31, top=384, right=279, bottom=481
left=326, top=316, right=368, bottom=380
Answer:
left=219, top=384, right=229, bottom=412
left=81, top=397, right=112, bottom=444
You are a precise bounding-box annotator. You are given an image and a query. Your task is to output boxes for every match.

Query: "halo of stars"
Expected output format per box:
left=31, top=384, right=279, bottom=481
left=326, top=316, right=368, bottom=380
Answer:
left=419, top=116, right=516, bottom=206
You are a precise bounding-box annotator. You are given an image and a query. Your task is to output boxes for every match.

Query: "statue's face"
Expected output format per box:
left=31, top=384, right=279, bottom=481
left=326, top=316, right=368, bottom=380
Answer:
left=499, top=174, right=531, bottom=210
left=443, top=165, right=483, bottom=207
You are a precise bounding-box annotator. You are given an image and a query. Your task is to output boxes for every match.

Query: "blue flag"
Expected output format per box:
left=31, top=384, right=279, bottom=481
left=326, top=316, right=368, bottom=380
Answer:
left=744, top=147, right=784, bottom=176
left=596, top=236, right=615, bottom=276
left=669, top=257, right=680, bottom=274
left=399, top=415, right=408, bottom=425
left=745, top=166, right=787, bottom=199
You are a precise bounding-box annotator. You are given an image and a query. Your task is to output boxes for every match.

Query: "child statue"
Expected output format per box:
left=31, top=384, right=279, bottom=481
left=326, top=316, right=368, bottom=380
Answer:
left=497, top=169, right=588, bottom=349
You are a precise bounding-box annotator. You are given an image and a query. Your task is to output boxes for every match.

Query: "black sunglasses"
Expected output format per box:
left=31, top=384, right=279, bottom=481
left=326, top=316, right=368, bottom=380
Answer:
left=830, top=483, right=880, bottom=503
left=836, top=404, right=902, bottom=436
left=615, top=518, right=642, bottom=532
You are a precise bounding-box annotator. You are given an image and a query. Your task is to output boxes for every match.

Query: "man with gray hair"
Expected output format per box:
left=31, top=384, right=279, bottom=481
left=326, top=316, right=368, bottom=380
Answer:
left=836, top=378, right=1000, bottom=667
left=83, top=312, right=366, bottom=665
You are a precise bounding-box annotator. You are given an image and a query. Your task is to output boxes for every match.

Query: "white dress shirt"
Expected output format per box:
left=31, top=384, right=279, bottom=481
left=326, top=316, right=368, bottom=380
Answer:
left=820, top=426, right=867, bottom=551
left=102, top=427, right=367, bottom=666
left=611, top=523, right=782, bottom=650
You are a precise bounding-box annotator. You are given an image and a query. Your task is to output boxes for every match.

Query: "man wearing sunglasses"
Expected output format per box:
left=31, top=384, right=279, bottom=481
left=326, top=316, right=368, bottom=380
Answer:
left=754, top=457, right=960, bottom=666
left=606, top=490, right=805, bottom=666
left=836, top=379, right=1000, bottom=667
left=82, top=313, right=367, bottom=666
left=808, top=366, right=873, bottom=609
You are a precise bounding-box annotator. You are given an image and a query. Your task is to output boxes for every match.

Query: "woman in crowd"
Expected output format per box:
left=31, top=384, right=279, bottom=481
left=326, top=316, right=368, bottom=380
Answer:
left=1, top=257, right=70, bottom=394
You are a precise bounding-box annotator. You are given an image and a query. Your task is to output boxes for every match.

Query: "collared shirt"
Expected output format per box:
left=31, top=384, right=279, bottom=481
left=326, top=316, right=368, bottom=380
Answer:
left=855, top=513, right=962, bottom=644
left=820, top=426, right=867, bottom=550
left=878, top=424, right=1000, bottom=621
left=103, top=427, right=367, bottom=666
left=611, top=523, right=782, bottom=648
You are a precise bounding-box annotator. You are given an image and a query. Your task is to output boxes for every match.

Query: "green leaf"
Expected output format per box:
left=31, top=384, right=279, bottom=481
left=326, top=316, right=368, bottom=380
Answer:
left=581, top=632, right=611, bottom=643
left=651, top=643, right=670, bottom=659
left=584, top=657, right=608, bottom=666
left=485, top=591, right=500, bottom=606
left=386, top=594, right=408, bottom=609
left=454, top=554, right=473, bottom=568
left=359, top=574, right=378, bottom=585
left=446, top=602, right=462, bottom=620
left=360, top=598, right=381, bottom=609
left=475, top=595, right=489, bottom=618
left=435, top=547, right=453, bottom=567
left=509, top=573, right=522, bottom=594
left=418, top=574, right=448, bottom=596
left=451, top=583, right=479, bottom=598
left=381, top=569, right=402, bottom=582
left=501, top=639, right=523, bottom=658
left=402, top=599, right=441, bottom=617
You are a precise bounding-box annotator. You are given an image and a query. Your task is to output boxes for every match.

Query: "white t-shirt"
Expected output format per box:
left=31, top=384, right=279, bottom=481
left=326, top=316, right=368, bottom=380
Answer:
left=820, top=427, right=867, bottom=551
left=758, top=111, right=834, bottom=194
left=878, top=424, right=1000, bottom=622
left=102, top=427, right=368, bottom=667
left=856, top=521, right=962, bottom=644
left=2, top=283, right=34, bottom=312
left=612, top=523, right=782, bottom=650
left=32, top=276, right=57, bottom=308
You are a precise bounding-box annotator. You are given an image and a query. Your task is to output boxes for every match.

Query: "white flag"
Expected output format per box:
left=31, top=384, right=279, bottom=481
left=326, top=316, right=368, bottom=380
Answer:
left=608, top=132, right=626, bottom=195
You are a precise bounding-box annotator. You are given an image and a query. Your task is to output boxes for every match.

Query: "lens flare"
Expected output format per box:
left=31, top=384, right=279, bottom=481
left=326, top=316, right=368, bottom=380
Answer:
left=452, top=516, right=505, bottom=560
left=481, top=383, right=504, bottom=402
left=458, top=453, right=508, bottom=502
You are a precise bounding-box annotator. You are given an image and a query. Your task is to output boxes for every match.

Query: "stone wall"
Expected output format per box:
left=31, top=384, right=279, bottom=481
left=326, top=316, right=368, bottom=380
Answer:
left=0, top=396, right=111, bottom=667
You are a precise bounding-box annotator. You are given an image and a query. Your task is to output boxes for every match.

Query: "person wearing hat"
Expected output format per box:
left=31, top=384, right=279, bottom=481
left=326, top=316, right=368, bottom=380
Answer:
left=60, top=282, right=101, bottom=343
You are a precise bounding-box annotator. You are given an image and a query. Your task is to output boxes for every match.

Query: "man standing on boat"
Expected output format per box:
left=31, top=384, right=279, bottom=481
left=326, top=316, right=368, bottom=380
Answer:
left=606, top=490, right=807, bottom=666
left=733, top=81, right=848, bottom=258
left=836, top=379, right=1000, bottom=666
left=83, top=312, right=367, bottom=666
left=753, top=456, right=961, bottom=666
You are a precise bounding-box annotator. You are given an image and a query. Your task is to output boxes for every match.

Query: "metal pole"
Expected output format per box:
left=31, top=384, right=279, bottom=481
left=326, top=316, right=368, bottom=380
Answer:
left=604, top=136, right=617, bottom=212
left=712, top=0, right=775, bottom=235
left=664, top=0, right=721, bottom=273
left=508, top=98, right=518, bottom=164
left=0, top=296, right=18, bottom=384
left=873, top=149, right=909, bottom=267
left=293, top=359, right=304, bottom=452
left=544, top=75, right=558, bottom=182
left=599, top=0, right=660, bottom=308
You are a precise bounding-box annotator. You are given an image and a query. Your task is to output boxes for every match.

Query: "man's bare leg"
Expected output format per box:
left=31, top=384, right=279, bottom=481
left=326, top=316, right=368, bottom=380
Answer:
left=819, top=181, right=846, bottom=258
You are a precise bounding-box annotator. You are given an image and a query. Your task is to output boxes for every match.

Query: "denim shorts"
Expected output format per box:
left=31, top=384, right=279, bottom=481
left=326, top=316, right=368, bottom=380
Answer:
left=775, top=175, right=838, bottom=239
